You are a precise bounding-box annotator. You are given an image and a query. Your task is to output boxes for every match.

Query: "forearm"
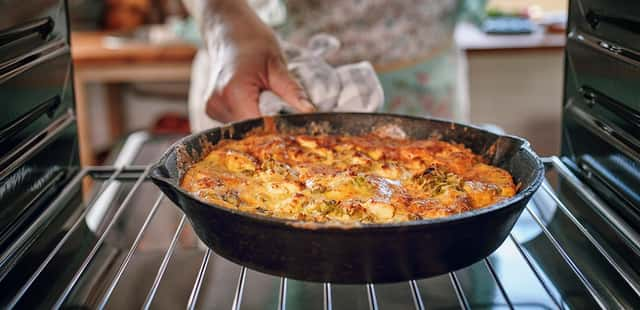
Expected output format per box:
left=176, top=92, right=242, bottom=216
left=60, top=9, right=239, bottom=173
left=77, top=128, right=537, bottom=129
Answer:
left=182, top=0, right=311, bottom=124
left=182, top=0, right=275, bottom=51
left=182, top=0, right=250, bottom=24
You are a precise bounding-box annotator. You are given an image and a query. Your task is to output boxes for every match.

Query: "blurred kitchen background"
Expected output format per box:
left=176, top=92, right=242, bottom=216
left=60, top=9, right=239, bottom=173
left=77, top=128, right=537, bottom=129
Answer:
left=67, top=0, right=568, bottom=165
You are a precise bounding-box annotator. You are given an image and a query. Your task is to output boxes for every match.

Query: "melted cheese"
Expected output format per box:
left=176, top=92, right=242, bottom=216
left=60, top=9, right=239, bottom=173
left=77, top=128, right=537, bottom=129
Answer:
left=181, top=133, right=517, bottom=223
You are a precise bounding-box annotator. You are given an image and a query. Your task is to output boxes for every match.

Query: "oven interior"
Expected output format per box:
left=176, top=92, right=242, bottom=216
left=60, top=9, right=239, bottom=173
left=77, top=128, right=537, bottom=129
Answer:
left=1, top=0, right=640, bottom=309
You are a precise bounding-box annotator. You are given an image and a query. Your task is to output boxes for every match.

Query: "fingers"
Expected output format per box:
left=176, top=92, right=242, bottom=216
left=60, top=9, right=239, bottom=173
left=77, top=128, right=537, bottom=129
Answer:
left=267, top=56, right=316, bottom=113
left=206, top=78, right=261, bottom=123
left=204, top=54, right=315, bottom=124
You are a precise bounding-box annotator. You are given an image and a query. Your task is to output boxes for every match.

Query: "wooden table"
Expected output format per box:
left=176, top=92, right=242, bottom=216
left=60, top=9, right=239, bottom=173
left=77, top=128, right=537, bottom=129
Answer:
left=71, top=31, right=197, bottom=166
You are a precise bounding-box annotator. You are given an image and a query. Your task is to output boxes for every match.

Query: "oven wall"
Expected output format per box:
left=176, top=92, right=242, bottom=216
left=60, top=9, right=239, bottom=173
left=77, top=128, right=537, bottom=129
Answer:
left=561, top=0, right=640, bottom=227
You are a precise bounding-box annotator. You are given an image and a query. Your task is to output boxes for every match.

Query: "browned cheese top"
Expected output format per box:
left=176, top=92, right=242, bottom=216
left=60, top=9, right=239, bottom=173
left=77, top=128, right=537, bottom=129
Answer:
left=181, top=132, right=516, bottom=224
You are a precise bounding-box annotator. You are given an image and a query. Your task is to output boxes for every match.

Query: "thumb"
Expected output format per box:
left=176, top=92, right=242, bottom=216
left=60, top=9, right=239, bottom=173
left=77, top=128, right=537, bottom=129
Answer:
left=207, top=78, right=261, bottom=123
left=267, top=56, right=316, bottom=113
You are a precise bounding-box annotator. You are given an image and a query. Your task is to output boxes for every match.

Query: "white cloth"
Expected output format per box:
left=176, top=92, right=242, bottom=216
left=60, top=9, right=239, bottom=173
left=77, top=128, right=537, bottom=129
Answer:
left=188, top=34, right=384, bottom=132
left=181, top=0, right=286, bottom=27
left=247, top=0, right=287, bottom=26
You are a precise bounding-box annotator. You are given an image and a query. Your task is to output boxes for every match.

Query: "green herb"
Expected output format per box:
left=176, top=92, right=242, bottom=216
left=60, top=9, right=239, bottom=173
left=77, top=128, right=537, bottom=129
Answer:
left=352, top=175, right=371, bottom=188
left=320, top=200, right=338, bottom=214
left=310, top=184, right=327, bottom=194
left=221, top=191, right=240, bottom=207
left=413, top=167, right=463, bottom=195
left=261, top=157, right=295, bottom=176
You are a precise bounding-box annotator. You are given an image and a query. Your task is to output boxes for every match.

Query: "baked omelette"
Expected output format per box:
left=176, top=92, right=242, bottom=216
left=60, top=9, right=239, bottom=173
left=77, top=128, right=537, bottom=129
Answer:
left=181, top=132, right=516, bottom=224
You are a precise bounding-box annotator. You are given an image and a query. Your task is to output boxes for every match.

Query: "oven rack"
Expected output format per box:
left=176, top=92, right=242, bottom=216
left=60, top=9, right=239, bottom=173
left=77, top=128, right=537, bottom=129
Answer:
left=6, top=156, right=640, bottom=309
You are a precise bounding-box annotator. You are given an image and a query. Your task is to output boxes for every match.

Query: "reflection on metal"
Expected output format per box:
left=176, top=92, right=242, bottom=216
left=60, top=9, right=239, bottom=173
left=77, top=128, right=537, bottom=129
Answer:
left=366, top=283, right=378, bottom=310
left=323, top=283, right=332, bottom=310
left=0, top=109, right=74, bottom=180
left=484, top=259, right=514, bottom=309
left=7, top=167, right=125, bottom=308
left=551, top=157, right=640, bottom=251
left=508, top=235, right=563, bottom=309
left=449, top=272, right=469, bottom=310
left=53, top=167, right=152, bottom=308
left=0, top=39, right=68, bottom=83
left=98, top=194, right=165, bottom=309
left=524, top=205, right=607, bottom=308
left=231, top=267, right=247, bottom=310
left=142, top=214, right=187, bottom=310
left=565, top=103, right=640, bottom=163
left=570, top=30, right=640, bottom=68
left=540, top=181, right=640, bottom=296
left=6, top=160, right=639, bottom=308
left=409, top=280, right=425, bottom=310
left=278, top=277, right=287, bottom=310
left=187, top=249, right=212, bottom=310
left=0, top=166, right=86, bottom=283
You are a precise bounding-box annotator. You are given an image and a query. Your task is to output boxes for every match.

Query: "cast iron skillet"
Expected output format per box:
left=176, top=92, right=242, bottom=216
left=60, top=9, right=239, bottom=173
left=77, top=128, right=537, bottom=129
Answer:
left=150, top=113, right=544, bottom=284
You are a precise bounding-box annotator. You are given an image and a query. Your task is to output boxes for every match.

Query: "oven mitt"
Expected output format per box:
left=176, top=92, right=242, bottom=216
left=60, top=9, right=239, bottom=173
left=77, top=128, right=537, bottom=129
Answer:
left=259, top=33, right=384, bottom=115
left=188, top=33, right=384, bottom=131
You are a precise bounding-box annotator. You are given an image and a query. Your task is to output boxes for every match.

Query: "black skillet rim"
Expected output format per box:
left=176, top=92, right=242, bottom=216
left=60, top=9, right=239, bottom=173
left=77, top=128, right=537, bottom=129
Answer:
left=150, top=112, right=545, bottom=230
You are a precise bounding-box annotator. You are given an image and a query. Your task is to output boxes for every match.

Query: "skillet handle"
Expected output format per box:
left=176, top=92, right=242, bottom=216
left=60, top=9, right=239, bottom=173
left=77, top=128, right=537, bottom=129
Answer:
left=149, top=164, right=173, bottom=185
left=149, top=162, right=185, bottom=211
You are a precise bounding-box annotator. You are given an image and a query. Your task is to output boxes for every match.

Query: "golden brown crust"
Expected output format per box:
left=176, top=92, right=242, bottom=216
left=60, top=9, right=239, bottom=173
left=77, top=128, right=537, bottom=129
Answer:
left=181, top=132, right=517, bottom=224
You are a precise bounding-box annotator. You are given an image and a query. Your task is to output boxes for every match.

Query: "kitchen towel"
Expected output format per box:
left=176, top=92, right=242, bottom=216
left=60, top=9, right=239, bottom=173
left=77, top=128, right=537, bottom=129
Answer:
left=260, top=33, right=384, bottom=114
left=188, top=33, right=384, bottom=132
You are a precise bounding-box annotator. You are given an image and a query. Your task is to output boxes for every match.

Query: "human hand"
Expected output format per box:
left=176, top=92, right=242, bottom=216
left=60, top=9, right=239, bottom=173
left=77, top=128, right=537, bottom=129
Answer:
left=202, top=11, right=315, bottom=123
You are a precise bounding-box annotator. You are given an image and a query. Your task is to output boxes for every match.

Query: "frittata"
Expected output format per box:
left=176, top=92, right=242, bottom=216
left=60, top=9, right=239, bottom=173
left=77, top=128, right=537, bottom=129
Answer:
left=181, top=132, right=516, bottom=224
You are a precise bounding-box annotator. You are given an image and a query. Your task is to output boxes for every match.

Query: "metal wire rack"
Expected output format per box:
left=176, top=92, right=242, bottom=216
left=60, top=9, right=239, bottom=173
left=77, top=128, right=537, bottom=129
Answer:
left=6, top=157, right=640, bottom=309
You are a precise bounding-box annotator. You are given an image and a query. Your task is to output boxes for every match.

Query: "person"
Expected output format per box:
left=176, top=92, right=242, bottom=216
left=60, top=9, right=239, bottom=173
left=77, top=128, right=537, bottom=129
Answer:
left=175, top=2, right=487, bottom=307
left=180, top=0, right=485, bottom=132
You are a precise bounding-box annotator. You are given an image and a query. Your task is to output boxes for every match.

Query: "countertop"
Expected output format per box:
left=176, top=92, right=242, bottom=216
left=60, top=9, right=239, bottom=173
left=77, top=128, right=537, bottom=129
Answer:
left=71, top=22, right=565, bottom=66
left=454, top=22, right=565, bottom=52
left=71, top=31, right=197, bottom=66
